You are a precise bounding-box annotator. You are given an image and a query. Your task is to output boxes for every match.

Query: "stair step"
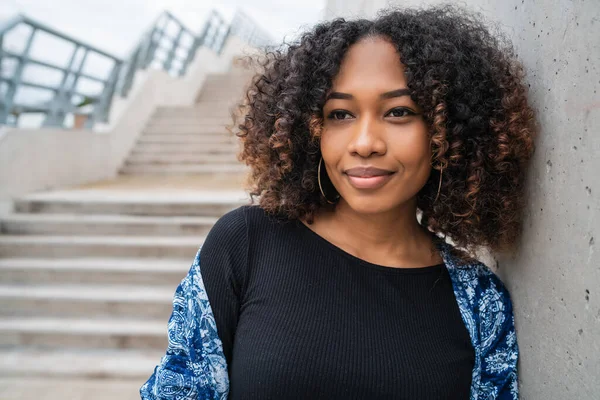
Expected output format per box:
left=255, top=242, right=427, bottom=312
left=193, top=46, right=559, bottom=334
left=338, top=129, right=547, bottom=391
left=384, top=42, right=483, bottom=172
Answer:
left=200, top=84, right=250, bottom=92
left=146, top=119, right=229, bottom=126
left=153, top=109, right=233, bottom=119
left=0, top=377, right=147, bottom=399
left=133, top=142, right=240, bottom=154
left=196, top=86, right=247, bottom=98
left=154, top=104, right=234, bottom=117
left=196, top=91, right=244, bottom=99
left=0, top=317, right=167, bottom=350
left=125, top=153, right=239, bottom=165
left=0, top=284, right=174, bottom=319
left=154, top=113, right=233, bottom=120
left=149, top=116, right=231, bottom=125
left=137, top=133, right=235, bottom=144
left=120, top=164, right=247, bottom=175
left=0, top=347, right=162, bottom=379
left=198, top=83, right=249, bottom=92
left=0, top=213, right=217, bottom=236
left=143, top=125, right=233, bottom=135
left=15, top=191, right=248, bottom=216
left=197, top=85, right=247, bottom=94
left=0, top=235, right=202, bottom=258
left=202, top=74, right=253, bottom=84
left=0, top=258, right=189, bottom=285
left=147, top=120, right=232, bottom=128
left=196, top=94, right=244, bottom=103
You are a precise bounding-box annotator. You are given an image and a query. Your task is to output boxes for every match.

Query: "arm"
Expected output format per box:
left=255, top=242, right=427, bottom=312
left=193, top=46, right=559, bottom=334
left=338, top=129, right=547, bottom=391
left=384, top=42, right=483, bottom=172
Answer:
left=141, top=206, right=248, bottom=400
left=140, top=248, right=229, bottom=400
left=477, top=274, right=519, bottom=399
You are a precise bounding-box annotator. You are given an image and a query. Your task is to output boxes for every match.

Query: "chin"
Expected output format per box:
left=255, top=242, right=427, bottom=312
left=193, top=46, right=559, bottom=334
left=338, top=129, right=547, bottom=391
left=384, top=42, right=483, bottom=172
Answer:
left=341, top=195, right=399, bottom=215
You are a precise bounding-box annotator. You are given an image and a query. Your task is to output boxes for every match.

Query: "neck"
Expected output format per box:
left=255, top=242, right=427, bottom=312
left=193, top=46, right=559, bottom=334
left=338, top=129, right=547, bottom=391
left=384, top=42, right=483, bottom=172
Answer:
left=317, top=197, right=441, bottom=267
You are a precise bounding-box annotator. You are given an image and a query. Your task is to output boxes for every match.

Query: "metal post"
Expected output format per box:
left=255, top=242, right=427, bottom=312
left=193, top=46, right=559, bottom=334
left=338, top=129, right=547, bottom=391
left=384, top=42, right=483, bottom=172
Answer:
left=164, top=26, right=183, bottom=73
left=137, top=29, right=154, bottom=70
left=119, top=46, right=141, bottom=97
left=180, top=36, right=200, bottom=76
left=66, top=48, right=89, bottom=100
left=208, top=25, right=218, bottom=51
left=197, top=15, right=211, bottom=48
left=218, top=25, right=232, bottom=55
left=0, top=27, right=36, bottom=125
left=43, top=44, right=81, bottom=127
left=0, top=33, right=5, bottom=124
left=142, top=29, right=159, bottom=69
left=148, top=15, right=168, bottom=67
left=90, top=61, right=121, bottom=126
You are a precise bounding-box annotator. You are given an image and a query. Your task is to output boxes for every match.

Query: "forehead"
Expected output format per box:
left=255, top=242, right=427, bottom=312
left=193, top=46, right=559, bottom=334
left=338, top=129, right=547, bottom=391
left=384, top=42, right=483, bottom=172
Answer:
left=332, top=36, right=407, bottom=89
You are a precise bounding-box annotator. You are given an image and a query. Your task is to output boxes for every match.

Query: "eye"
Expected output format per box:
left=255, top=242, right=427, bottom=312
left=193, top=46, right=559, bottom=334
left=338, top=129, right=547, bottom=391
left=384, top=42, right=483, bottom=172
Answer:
left=385, top=107, right=415, bottom=118
left=327, top=110, right=354, bottom=120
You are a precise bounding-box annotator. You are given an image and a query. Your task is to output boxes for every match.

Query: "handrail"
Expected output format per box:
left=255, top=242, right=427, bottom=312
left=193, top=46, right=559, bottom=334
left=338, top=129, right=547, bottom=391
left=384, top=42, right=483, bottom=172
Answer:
left=0, top=9, right=274, bottom=129
left=0, top=14, right=121, bottom=60
left=230, top=10, right=274, bottom=50
left=0, top=14, right=124, bottom=128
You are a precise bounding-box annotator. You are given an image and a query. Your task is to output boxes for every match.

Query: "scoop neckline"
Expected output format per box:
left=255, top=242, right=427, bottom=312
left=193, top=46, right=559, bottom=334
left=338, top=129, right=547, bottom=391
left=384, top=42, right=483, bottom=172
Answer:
left=294, top=219, right=446, bottom=274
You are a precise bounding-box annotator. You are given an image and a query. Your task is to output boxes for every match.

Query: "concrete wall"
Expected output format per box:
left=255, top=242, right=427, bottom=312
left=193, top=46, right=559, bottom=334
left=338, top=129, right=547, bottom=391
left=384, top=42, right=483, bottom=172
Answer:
left=0, top=37, right=251, bottom=215
left=324, top=1, right=599, bottom=398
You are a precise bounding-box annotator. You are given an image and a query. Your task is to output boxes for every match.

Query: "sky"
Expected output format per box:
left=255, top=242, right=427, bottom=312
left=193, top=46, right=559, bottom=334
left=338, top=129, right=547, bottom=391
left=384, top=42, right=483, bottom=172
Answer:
left=1, top=0, right=327, bottom=58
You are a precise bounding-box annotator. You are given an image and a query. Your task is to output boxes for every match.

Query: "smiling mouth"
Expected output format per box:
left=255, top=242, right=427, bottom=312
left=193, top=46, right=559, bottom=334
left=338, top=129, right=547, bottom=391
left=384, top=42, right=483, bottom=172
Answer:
left=344, top=172, right=395, bottom=190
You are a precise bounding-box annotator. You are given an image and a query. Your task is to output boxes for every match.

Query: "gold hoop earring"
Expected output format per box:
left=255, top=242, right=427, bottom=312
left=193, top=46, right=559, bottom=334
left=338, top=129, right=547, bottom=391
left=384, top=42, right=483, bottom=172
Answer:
left=434, top=165, right=443, bottom=203
left=318, top=156, right=339, bottom=204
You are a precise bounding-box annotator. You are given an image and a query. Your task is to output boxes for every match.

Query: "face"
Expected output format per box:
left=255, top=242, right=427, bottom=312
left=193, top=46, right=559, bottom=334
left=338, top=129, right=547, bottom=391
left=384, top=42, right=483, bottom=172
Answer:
left=320, top=36, right=432, bottom=215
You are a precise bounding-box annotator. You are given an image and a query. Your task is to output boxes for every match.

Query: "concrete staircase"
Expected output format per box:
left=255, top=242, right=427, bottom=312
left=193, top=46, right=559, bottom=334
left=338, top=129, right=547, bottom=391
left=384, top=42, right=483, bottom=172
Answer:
left=120, top=73, right=252, bottom=176
left=0, top=71, right=253, bottom=399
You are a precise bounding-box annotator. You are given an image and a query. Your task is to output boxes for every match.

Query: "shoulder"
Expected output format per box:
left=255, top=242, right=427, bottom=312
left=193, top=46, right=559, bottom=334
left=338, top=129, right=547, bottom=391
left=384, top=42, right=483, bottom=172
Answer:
left=200, top=204, right=288, bottom=262
left=210, top=204, right=283, bottom=230
left=441, top=243, right=516, bottom=352
left=440, top=242, right=512, bottom=305
left=209, top=205, right=248, bottom=235
left=455, top=261, right=513, bottom=315
left=205, top=205, right=266, bottom=246
left=200, top=206, right=250, bottom=269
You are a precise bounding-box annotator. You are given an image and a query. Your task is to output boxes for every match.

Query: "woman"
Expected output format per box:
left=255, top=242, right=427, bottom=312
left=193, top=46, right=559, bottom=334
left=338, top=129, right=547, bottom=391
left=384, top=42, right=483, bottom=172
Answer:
left=141, top=5, right=535, bottom=400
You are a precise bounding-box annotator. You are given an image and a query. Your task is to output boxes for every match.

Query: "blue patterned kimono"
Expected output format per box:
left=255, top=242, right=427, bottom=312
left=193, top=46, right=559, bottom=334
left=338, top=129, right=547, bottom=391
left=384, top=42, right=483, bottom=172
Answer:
left=140, top=240, right=519, bottom=400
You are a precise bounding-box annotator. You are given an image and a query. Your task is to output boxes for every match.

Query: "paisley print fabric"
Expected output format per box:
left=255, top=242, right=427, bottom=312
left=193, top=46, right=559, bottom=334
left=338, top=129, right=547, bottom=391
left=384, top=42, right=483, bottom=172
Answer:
left=439, top=241, right=519, bottom=400
left=141, top=241, right=519, bottom=399
left=140, top=247, right=229, bottom=400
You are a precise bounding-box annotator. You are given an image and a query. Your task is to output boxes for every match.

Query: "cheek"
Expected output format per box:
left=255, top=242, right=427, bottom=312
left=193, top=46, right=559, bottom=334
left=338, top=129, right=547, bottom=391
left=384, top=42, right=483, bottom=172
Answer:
left=319, top=130, right=344, bottom=161
left=391, top=128, right=432, bottom=169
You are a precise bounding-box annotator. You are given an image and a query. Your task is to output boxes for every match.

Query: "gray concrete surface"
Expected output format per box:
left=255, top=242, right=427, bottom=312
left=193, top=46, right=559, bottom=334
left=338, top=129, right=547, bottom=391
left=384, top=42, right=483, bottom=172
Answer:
left=0, top=377, right=144, bottom=400
left=323, top=1, right=600, bottom=398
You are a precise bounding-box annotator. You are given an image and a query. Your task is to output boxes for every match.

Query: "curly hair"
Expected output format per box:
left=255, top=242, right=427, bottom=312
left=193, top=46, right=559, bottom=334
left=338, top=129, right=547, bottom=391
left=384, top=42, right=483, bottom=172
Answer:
left=231, top=4, right=536, bottom=257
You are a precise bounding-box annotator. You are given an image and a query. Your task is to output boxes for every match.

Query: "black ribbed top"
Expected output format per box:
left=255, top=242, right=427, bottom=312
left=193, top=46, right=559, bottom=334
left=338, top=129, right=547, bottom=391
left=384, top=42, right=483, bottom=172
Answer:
left=200, top=205, right=474, bottom=400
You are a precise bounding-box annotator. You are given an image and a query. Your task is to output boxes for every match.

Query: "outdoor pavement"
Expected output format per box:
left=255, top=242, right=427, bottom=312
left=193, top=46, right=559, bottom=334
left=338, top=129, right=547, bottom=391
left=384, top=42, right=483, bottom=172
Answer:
left=0, top=378, right=143, bottom=400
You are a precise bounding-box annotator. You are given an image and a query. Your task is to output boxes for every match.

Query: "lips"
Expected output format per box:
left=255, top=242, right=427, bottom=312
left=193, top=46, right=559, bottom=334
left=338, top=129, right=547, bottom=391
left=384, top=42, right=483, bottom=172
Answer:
left=344, top=166, right=395, bottom=177
left=343, top=166, right=395, bottom=190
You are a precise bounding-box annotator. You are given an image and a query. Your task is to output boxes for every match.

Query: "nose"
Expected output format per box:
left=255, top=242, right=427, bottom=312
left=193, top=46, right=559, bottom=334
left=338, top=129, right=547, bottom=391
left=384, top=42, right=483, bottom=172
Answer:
left=347, top=113, right=387, bottom=158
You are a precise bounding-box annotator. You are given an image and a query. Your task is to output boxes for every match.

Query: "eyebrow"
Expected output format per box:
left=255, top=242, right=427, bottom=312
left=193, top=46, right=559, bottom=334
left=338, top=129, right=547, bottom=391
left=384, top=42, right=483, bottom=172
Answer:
left=325, top=88, right=411, bottom=101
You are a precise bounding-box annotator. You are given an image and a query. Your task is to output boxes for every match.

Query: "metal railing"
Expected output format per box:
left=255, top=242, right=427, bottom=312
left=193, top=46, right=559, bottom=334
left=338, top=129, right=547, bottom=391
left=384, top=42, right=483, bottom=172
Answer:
left=0, top=9, right=273, bottom=129
left=0, top=14, right=123, bottom=128
left=230, top=10, right=275, bottom=50
left=115, top=10, right=230, bottom=99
